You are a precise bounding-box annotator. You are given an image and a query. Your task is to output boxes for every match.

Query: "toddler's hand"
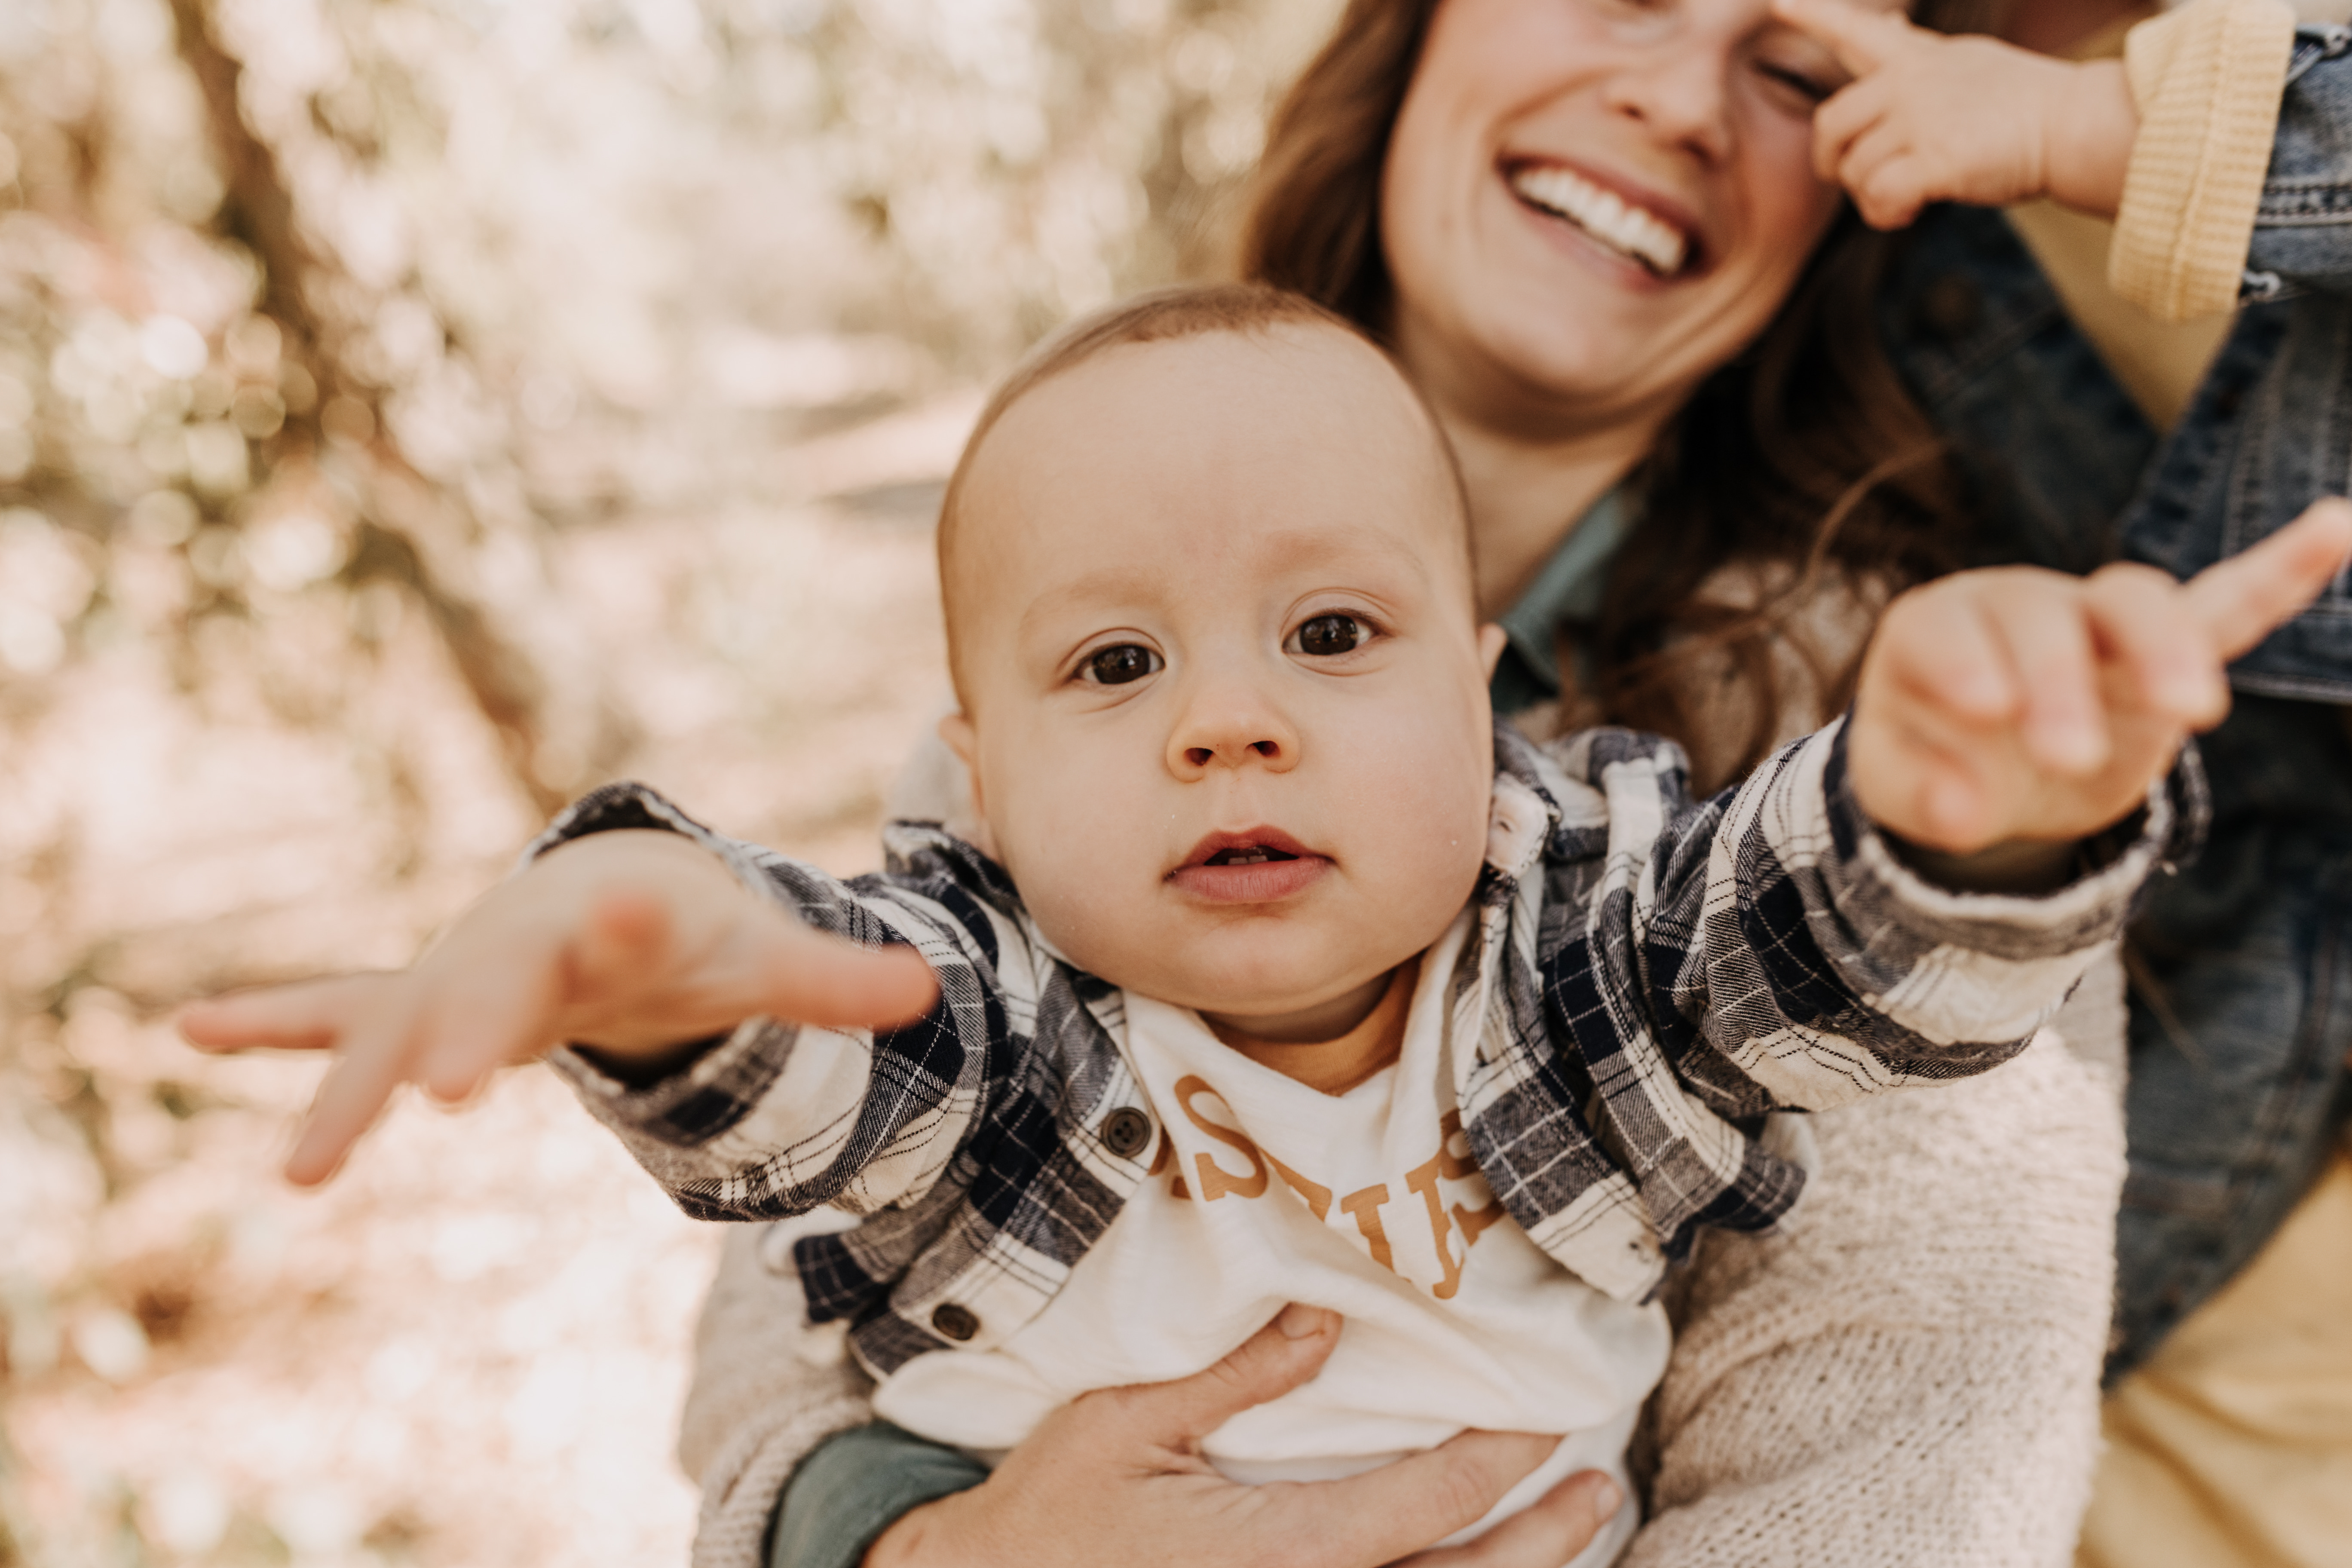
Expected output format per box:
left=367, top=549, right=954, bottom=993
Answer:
left=1773, top=0, right=2139, bottom=229
left=179, top=830, right=937, bottom=1185
left=1850, top=499, right=2352, bottom=859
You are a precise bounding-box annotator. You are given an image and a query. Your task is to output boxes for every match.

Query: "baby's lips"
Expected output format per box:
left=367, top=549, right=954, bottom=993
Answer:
left=1176, top=824, right=1317, bottom=869
left=1166, top=854, right=1329, bottom=905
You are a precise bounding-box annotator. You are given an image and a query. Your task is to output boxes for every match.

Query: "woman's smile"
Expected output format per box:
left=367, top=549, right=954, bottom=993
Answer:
left=1503, top=157, right=1698, bottom=278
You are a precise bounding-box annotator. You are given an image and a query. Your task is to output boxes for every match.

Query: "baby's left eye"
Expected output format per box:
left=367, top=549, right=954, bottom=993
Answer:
left=1288, top=614, right=1367, bottom=658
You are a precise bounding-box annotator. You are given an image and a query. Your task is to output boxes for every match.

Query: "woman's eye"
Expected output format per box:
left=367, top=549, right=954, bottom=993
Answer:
left=1289, top=614, right=1366, bottom=658
left=1081, top=644, right=1162, bottom=686
left=1756, top=61, right=1834, bottom=106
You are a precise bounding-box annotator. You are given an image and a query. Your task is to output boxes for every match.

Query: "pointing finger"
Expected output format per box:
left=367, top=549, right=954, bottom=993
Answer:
left=2184, top=497, right=2352, bottom=661
left=754, top=916, right=941, bottom=1033
left=178, top=974, right=389, bottom=1054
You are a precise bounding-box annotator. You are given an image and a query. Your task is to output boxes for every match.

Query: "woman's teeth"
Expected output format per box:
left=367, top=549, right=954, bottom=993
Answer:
left=1508, top=165, right=1688, bottom=278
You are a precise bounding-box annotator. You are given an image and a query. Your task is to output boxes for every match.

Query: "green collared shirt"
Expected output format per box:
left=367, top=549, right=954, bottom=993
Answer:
left=1488, top=485, right=1634, bottom=717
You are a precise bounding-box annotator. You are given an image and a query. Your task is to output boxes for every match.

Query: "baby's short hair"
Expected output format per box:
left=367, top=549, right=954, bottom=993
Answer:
left=935, top=282, right=1469, bottom=704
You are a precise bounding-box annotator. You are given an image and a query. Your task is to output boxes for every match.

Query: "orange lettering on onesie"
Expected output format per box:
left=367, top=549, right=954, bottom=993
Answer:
left=1164, top=961, right=1507, bottom=1295
left=1176, top=1075, right=1270, bottom=1200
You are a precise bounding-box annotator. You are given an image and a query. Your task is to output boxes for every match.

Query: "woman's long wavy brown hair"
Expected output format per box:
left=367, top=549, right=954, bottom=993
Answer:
left=1237, top=0, right=1984, bottom=790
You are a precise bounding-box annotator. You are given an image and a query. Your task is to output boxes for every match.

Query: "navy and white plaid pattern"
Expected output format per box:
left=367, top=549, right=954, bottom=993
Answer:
left=547, top=720, right=2200, bottom=1373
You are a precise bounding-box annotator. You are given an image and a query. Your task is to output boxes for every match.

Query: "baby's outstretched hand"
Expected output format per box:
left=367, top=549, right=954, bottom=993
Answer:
left=1851, top=499, right=2352, bottom=861
left=179, top=830, right=938, bottom=1185
left=1773, top=0, right=2138, bottom=229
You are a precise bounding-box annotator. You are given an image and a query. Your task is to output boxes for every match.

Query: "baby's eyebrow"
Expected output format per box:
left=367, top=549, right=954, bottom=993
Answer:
left=1013, top=525, right=1436, bottom=640
left=1015, top=566, right=1168, bottom=637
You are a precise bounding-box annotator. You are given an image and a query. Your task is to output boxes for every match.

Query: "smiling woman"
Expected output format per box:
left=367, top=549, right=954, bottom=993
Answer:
left=1253, top=0, right=1972, bottom=793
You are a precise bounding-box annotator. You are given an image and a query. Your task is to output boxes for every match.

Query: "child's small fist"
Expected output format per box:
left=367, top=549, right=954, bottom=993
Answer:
left=1773, top=0, right=2138, bottom=229
left=1850, top=499, right=2352, bottom=860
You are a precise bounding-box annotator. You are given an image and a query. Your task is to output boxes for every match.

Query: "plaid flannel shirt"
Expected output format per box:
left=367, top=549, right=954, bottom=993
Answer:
left=548, top=718, right=2199, bottom=1379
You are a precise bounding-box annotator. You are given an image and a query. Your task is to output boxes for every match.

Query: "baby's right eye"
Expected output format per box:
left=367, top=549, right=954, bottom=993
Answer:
left=1081, top=644, right=1162, bottom=686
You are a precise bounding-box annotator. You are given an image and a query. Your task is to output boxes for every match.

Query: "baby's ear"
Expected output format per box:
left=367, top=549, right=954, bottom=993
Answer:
left=937, top=710, right=979, bottom=775
left=935, top=711, right=999, bottom=858
left=1477, top=623, right=1509, bottom=678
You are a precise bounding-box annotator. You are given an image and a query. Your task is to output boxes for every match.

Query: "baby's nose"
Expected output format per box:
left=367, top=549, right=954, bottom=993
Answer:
left=1167, top=686, right=1300, bottom=775
left=1185, top=737, right=1281, bottom=769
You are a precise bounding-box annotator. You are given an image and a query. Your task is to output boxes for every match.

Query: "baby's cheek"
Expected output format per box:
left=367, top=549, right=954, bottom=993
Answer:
left=990, top=773, right=1158, bottom=974
left=1344, top=723, right=1493, bottom=923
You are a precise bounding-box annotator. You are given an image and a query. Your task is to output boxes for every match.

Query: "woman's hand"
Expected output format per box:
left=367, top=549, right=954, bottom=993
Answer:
left=864, top=1304, right=1622, bottom=1568
left=1774, top=0, right=2140, bottom=227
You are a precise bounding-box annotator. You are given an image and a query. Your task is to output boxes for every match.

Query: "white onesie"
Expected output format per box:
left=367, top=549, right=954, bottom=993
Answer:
left=871, top=912, right=1662, bottom=1560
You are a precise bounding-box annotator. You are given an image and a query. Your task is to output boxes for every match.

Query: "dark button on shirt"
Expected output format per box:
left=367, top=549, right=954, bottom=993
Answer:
left=1102, top=1106, right=1153, bottom=1159
left=930, top=1303, right=979, bottom=1342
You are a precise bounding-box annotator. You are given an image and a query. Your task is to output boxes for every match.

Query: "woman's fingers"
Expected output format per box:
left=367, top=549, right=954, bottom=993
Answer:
left=412, top=937, right=570, bottom=1104
left=1108, top=1303, right=1343, bottom=1446
left=2185, top=497, right=2352, bottom=661
left=1809, top=73, right=1891, bottom=184
left=1303, top=1431, right=1564, bottom=1566
left=1389, top=1469, right=1622, bottom=1568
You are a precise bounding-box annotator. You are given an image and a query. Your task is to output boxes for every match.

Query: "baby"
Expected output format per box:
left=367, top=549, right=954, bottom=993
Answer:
left=185, top=287, right=2350, bottom=1563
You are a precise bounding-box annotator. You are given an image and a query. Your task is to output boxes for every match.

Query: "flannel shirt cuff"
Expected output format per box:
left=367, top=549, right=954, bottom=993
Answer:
left=1823, top=718, right=2208, bottom=952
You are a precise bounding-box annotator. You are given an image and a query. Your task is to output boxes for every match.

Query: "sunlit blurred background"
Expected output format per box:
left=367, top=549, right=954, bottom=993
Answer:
left=0, top=0, right=1340, bottom=1561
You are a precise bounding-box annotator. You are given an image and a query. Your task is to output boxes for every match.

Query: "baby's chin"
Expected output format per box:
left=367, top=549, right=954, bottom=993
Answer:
left=1039, top=908, right=1429, bottom=1022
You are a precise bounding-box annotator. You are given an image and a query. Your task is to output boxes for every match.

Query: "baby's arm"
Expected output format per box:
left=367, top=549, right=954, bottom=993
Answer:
left=180, top=788, right=942, bottom=1195
left=1582, top=499, right=2352, bottom=1129
left=1774, top=0, right=2141, bottom=229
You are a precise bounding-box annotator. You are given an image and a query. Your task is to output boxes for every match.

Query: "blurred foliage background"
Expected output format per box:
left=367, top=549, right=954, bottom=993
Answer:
left=0, top=0, right=1337, bottom=1562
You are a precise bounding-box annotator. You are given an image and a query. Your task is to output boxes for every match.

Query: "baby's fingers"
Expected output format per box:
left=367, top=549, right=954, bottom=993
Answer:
left=1772, top=0, right=1911, bottom=77
left=754, top=917, right=940, bottom=1033
left=2083, top=564, right=2226, bottom=727
left=2186, top=497, right=2352, bottom=662
left=1873, top=577, right=2018, bottom=723
left=286, top=1006, right=426, bottom=1185
left=1982, top=576, right=2107, bottom=774
left=178, top=974, right=394, bottom=1054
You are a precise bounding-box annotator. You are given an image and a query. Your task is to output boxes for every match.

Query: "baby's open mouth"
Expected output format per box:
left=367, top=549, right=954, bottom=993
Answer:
left=1171, top=829, right=1327, bottom=904
left=1202, top=845, right=1299, bottom=867
left=1505, top=161, right=1692, bottom=279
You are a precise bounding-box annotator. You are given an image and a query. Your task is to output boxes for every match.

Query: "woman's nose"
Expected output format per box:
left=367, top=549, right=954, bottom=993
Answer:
left=1166, top=680, right=1302, bottom=777
left=1602, top=47, right=1734, bottom=163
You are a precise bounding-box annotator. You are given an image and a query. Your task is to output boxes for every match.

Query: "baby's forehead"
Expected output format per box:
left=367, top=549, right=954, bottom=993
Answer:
left=948, top=325, right=1468, bottom=615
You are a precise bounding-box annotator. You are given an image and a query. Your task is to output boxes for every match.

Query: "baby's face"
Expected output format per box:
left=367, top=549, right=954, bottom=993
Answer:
left=943, top=325, right=1503, bottom=1038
